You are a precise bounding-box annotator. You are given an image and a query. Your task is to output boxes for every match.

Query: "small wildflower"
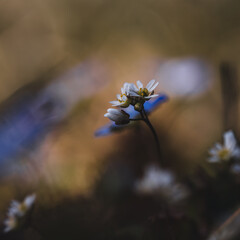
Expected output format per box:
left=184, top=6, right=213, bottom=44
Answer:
left=135, top=165, right=188, bottom=203
left=110, top=83, right=131, bottom=108
left=208, top=131, right=240, bottom=163
left=4, top=193, right=36, bottom=233
left=104, top=108, right=130, bottom=125
left=128, top=80, right=159, bottom=100
left=156, top=58, right=212, bottom=97
left=95, top=94, right=168, bottom=137
left=9, top=194, right=36, bottom=217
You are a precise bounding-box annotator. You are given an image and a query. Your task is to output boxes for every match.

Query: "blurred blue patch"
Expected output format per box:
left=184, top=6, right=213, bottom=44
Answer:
left=95, top=94, right=168, bottom=137
left=0, top=59, right=108, bottom=175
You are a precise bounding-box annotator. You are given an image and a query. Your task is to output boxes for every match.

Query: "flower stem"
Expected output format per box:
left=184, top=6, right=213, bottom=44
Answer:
left=142, top=108, right=161, bottom=163
left=129, top=118, right=144, bottom=121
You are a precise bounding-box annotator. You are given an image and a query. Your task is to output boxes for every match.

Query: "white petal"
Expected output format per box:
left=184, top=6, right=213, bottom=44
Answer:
left=208, top=156, right=220, bottom=163
left=106, top=114, right=117, bottom=122
left=123, top=82, right=130, bottom=91
left=109, top=101, right=121, bottom=106
left=215, top=143, right=223, bottom=150
left=209, top=147, right=218, bottom=155
left=24, top=194, right=36, bottom=209
left=149, top=81, right=159, bottom=92
left=105, top=109, right=128, bottom=122
left=105, top=112, right=117, bottom=120
left=128, top=83, right=138, bottom=91
left=123, top=83, right=131, bottom=95
left=145, top=94, right=159, bottom=99
left=224, top=130, right=236, bottom=150
left=107, top=108, right=126, bottom=119
left=8, top=201, right=20, bottom=216
left=146, top=80, right=155, bottom=91
left=122, top=95, right=127, bottom=101
left=107, top=108, right=119, bottom=114
left=137, top=80, right=143, bottom=89
left=128, top=83, right=138, bottom=93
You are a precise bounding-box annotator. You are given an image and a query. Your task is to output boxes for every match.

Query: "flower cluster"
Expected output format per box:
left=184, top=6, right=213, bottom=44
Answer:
left=135, top=165, right=188, bottom=203
left=105, top=80, right=159, bottom=124
left=4, top=193, right=36, bottom=233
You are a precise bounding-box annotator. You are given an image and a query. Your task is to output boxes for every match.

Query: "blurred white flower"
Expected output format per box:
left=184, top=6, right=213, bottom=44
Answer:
left=4, top=215, right=17, bottom=233
left=4, top=193, right=36, bottom=233
left=110, top=83, right=131, bottom=108
left=128, top=80, right=159, bottom=100
left=9, top=194, right=36, bottom=217
left=155, top=58, right=212, bottom=97
left=208, top=131, right=240, bottom=163
left=104, top=108, right=130, bottom=125
left=135, top=165, right=188, bottom=203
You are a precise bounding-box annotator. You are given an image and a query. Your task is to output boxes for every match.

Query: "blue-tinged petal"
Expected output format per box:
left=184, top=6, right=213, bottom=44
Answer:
left=95, top=94, right=168, bottom=137
left=0, top=59, right=109, bottom=177
left=95, top=123, right=124, bottom=137
left=144, top=94, right=168, bottom=114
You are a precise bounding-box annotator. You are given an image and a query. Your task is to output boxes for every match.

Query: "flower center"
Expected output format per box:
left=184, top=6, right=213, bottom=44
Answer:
left=138, top=88, right=149, bottom=97
left=218, top=148, right=230, bottom=160
left=119, top=94, right=127, bottom=103
left=18, top=203, right=27, bottom=214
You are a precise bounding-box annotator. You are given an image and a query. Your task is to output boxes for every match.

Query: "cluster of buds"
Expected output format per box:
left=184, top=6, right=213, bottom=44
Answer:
left=4, top=194, right=36, bottom=233
left=105, top=80, right=159, bottom=125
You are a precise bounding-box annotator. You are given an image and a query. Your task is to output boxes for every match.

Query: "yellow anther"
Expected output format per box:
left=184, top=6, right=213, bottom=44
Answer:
left=138, top=88, right=149, bottom=97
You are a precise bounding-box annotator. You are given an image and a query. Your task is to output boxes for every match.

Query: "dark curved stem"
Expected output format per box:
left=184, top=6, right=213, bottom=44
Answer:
left=142, top=109, right=161, bottom=162
left=129, top=118, right=144, bottom=121
left=140, top=110, right=145, bottom=120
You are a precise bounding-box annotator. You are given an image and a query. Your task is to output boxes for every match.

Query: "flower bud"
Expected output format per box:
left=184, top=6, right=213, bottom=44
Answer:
left=134, top=102, right=143, bottom=112
left=104, top=108, right=130, bottom=125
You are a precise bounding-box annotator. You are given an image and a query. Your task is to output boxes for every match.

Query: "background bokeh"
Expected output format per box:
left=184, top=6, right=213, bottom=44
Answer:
left=0, top=0, right=240, bottom=239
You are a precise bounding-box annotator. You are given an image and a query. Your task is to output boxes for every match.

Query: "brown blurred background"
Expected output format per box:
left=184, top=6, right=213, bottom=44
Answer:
left=0, top=0, right=240, bottom=239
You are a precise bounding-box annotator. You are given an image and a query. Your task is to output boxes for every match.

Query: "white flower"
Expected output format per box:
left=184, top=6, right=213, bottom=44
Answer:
left=110, top=83, right=131, bottom=108
left=128, top=80, right=159, bottom=100
left=135, top=166, right=174, bottom=193
left=156, top=58, right=212, bottom=97
left=104, top=108, right=130, bottom=125
left=4, top=215, right=17, bottom=233
left=9, top=194, right=36, bottom=217
left=208, top=131, right=240, bottom=163
left=135, top=165, right=188, bottom=203
left=4, top=193, right=36, bottom=233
